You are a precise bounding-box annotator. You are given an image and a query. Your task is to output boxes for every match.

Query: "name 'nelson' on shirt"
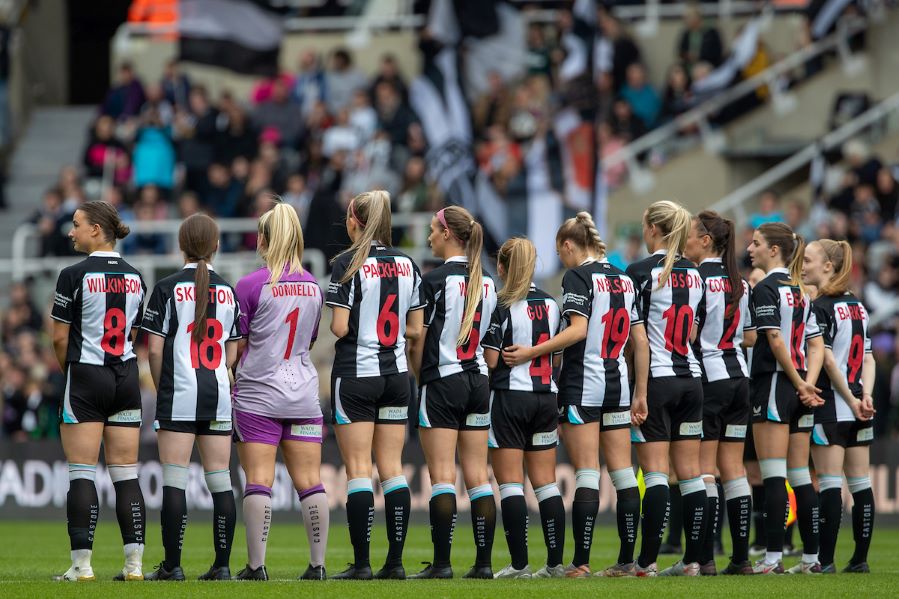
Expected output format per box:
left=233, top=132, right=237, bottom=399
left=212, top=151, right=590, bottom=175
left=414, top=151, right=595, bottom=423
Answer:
left=595, top=276, right=635, bottom=294
left=362, top=261, right=412, bottom=279
left=656, top=270, right=703, bottom=288
left=87, top=277, right=142, bottom=294
left=272, top=282, right=319, bottom=298
left=175, top=286, right=235, bottom=305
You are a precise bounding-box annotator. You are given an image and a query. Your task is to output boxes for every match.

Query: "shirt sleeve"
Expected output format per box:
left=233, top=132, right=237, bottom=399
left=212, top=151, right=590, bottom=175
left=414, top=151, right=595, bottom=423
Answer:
left=141, top=284, right=169, bottom=337
left=409, top=260, right=425, bottom=311
left=751, top=282, right=780, bottom=330
left=811, top=302, right=833, bottom=348
left=228, top=290, right=243, bottom=341
left=561, top=269, right=591, bottom=318
left=325, top=255, right=354, bottom=309
left=133, top=278, right=147, bottom=332
left=804, top=297, right=822, bottom=339
left=51, top=267, right=78, bottom=324
left=741, top=281, right=755, bottom=331
left=421, top=271, right=439, bottom=327
left=235, top=274, right=260, bottom=337
left=481, top=305, right=506, bottom=351
left=312, top=284, right=324, bottom=342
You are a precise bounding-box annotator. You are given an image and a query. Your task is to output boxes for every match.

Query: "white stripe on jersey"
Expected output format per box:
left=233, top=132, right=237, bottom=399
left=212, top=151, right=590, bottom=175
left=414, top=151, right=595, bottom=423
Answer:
left=644, top=262, right=704, bottom=378
left=437, top=273, right=497, bottom=379
left=826, top=298, right=870, bottom=421
left=79, top=274, right=108, bottom=365
left=697, top=264, right=751, bottom=381
left=754, top=268, right=821, bottom=373
left=484, top=295, right=560, bottom=392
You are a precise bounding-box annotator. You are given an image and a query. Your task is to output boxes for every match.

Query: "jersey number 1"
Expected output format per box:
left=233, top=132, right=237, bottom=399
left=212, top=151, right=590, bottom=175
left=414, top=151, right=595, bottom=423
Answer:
left=187, top=319, right=224, bottom=369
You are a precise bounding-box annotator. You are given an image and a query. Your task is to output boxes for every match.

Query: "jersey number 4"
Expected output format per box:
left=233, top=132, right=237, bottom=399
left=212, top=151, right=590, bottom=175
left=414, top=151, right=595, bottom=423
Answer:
left=529, top=332, right=552, bottom=384
left=187, top=319, right=224, bottom=369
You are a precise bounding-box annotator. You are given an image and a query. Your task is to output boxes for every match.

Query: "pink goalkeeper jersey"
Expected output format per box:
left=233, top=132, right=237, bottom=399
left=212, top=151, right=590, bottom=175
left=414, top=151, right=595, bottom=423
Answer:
left=233, top=266, right=323, bottom=418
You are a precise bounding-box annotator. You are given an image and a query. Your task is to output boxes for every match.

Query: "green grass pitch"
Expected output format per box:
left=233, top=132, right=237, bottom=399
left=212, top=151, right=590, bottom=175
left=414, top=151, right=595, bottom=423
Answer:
left=1, top=520, right=897, bottom=597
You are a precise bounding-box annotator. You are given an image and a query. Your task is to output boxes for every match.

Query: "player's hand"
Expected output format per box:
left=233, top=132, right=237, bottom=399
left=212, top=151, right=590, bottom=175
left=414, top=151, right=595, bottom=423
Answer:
left=502, top=344, right=533, bottom=367
left=797, top=381, right=824, bottom=407
left=631, top=394, right=648, bottom=426
left=860, top=394, right=876, bottom=420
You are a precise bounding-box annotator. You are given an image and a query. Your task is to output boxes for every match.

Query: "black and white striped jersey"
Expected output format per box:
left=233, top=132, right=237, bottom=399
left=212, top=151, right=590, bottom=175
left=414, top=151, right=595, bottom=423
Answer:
left=626, top=250, right=704, bottom=379
left=482, top=285, right=561, bottom=393
left=326, top=243, right=424, bottom=378
left=51, top=251, right=146, bottom=366
left=749, top=268, right=821, bottom=376
left=693, top=259, right=753, bottom=382
left=142, top=265, right=242, bottom=421
left=419, top=256, right=498, bottom=385
left=557, top=260, right=641, bottom=408
left=812, top=293, right=871, bottom=423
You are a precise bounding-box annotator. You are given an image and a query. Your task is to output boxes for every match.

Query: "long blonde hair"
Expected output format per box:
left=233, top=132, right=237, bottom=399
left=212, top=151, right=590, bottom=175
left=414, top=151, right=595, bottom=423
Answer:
left=645, top=200, right=692, bottom=287
left=815, top=239, right=853, bottom=297
left=497, top=237, right=537, bottom=307
left=258, top=202, right=304, bottom=286
left=439, top=206, right=484, bottom=346
left=334, top=190, right=393, bottom=283
left=555, top=211, right=607, bottom=258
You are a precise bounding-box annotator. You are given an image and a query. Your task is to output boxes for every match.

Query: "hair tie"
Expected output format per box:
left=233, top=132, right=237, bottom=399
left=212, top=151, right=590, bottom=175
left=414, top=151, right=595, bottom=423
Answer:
left=349, top=199, right=365, bottom=229
left=792, top=233, right=797, bottom=240
left=437, top=208, right=463, bottom=244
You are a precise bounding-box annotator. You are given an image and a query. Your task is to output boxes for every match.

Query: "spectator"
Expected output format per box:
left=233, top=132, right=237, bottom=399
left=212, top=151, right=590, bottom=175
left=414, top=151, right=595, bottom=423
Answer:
left=177, top=190, right=201, bottom=219
left=217, top=101, right=259, bottom=164
left=176, top=85, right=219, bottom=192
left=375, top=81, right=416, bottom=148
left=597, top=8, right=641, bottom=92
left=349, top=89, right=378, bottom=144
left=322, top=108, right=361, bottom=158
left=609, top=98, right=646, bottom=143
left=29, top=188, right=74, bottom=257
left=326, top=48, right=368, bottom=114
left=741, top=38, right=771, bottom=103
left=473, top=72, right=512, bottom=140
left=599, top=121, right=627, bottom=188
left=82, top=115, right=131, bottom=185
left=748, top=190, right=784, bottom=228
left=160, top=58, right=191, bottom=110
left=282, top=173, right=313, bottom=227
left=132, top=107, right=176, bottom=192
left=121, top=199, right=167, bottom=255
left=140, top=82, right=174, bottom=126
left=292, top=50, right=328, bottom=117
left=101, top=62, right=146, bottom=121
left=677, top=3, right=723, bottom=71
left=252, top=78, right=304, bottom=148
left=660, top=63, right=693, bottom=122
left=845, top=139, right=882, bottom=187
left=876, top=167, right=898, bottom=222
left=395, top=156, right=433, bottom=215
left=620, top=63, right=661, bottom=129
left=370, top=53, right=408, bottom=104
left=850, top=183, right=883, bottom=244
left=202, top=162, right=243, bottom=218
left=525, top=23, right=553, bottom=79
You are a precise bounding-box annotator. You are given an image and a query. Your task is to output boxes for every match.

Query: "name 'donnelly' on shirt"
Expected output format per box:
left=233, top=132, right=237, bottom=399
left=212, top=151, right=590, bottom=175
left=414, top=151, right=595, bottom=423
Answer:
left=271, top=282, right=320, bottom=298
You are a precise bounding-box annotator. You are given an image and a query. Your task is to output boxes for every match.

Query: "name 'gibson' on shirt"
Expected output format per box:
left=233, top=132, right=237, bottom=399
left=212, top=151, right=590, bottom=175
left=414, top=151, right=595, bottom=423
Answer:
left=657, top=271, right=703, bottom=288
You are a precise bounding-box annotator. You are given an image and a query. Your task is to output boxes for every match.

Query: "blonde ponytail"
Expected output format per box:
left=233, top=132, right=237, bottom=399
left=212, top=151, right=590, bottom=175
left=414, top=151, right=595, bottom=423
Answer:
left=497, top=237, right=537, bottom=307
left=816, top=239, right=853, bottom=297
left=440, top=206, right=484, bottom=346
left=259, top=201, right=305, bottom=286
left=334, top=190, right=393, bottom=284
left=645, top=200, right=692, bottom=287
left=555, top=211, right=607, bottom=258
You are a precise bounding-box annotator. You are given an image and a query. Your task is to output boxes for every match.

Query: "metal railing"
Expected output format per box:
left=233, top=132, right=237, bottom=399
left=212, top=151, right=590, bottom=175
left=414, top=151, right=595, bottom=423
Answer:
left=707, top=90, right=899, bottom=223
left=603, top=13, right=871, bottom=193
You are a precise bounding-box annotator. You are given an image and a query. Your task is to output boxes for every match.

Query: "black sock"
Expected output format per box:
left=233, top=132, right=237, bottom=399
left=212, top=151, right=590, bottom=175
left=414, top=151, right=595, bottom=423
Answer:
left=429, top=492, right=456, bottom=567
left=701, top=488, right=720, bottom=565
left=67, top=479, right=99, bottom=551
left=793, top=483, right=819, bottom=556
left=818, top=488, right=842, bottom=566
left=638, top=484, right=670, bottom=568
left=211, top=490, right=236, bottom=569
left=469, top=495, right=496, bottom=568
left=113, top=478, right=145, bottom=546
left=346, top=490, right=375, bottom=567
left=785, top=522, right=796, bottom=548
left=751, top=484, right=766, bottom=547
left=616, top=487, right=641, bottom=564
left=726, top=494, right=752, bottom=562
left=384, top=487, right=410, bottom=567
left=850, top=488, right=875, bottom=565
left=538, top=495, right=565, bottom=567
left=161, top=486, right=187, bottom=569
left=500, top=495, right=529, bottom=570
left=763, top=477, right=787, bottom=554
left=715, top=481, right=725, bottom=547
left=681, top=486, right=708, bottom=564
left=571, top=487, right=599, bottom=566
left=666, top=484, right=683, bottom=547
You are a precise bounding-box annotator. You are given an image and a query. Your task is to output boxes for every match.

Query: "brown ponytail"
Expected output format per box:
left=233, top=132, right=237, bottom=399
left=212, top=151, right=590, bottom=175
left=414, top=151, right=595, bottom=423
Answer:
left=77, top=201, right=130, bottom=244
left=440, top=206, right=484, bottom=346
left=816, top=239, right=853, bottom=297
left=178, top=214, right=219, bottom=344
left=695, top=210, right=741, bottom=318
left=758, top=222, right=806, bottom=295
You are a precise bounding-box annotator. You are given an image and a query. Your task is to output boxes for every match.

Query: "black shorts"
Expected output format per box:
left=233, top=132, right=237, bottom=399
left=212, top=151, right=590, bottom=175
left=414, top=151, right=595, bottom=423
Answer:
left=632, top=376, right=703, bottom=443
left=331, top=373, right=411, bottom=425
left=60, top=361, right=141, bottom=427
left=561, top=404, right=632, bottom=431
left=751, top=372, right=814, bottom=433
left=154, top=419, right=232, bottom=436
left=702, top=378, right=750, bottom=442
left=812, top=420, right=874, bottom=448
left=418, top=371, right=489, bottom=430
left=744, top=421, right=758, bottom=461
left=488, top=390, right=558, bottom=451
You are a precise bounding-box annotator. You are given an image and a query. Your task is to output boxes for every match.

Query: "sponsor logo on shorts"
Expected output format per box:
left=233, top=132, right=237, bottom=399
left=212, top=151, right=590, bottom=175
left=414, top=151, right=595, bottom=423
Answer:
left=107, top=409, right=141, bottom=423
left=378, top=406, right=408, bottom=420
left=798, top=414, right=814, bottom=428
left=532, top=430, right=558, bottom=446
left=466, top=413, right=490, bottom=427
left=857, top=427, right=874, bottom=442
left=679, top=421, right=703, bottom=436
left=725, top=424, right=747, bottom=439
left=602, top=411, right=631, bottom=427
left=209, top=420, right=232, bottom=432
left=291, top=423, right=323, bottom=438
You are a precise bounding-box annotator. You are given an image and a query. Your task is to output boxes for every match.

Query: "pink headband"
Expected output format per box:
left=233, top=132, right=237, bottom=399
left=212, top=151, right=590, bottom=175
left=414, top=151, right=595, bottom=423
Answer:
left=350, top=199, right=365, bottom=228
left=437, top=208, right=462, bottom=244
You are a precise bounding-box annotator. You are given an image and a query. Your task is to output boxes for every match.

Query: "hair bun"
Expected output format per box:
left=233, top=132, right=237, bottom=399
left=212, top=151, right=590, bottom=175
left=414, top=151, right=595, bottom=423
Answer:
left=115, top=223, right=130, bottom=239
